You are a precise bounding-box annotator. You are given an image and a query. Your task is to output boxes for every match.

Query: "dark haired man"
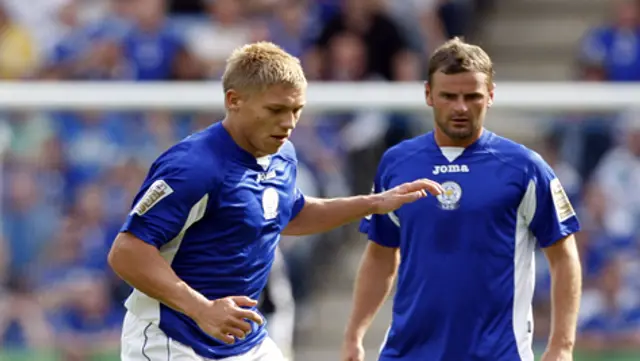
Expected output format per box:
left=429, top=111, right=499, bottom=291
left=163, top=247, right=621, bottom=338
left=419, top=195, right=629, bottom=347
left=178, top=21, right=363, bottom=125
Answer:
left=342, top=37, right=582, bottom=361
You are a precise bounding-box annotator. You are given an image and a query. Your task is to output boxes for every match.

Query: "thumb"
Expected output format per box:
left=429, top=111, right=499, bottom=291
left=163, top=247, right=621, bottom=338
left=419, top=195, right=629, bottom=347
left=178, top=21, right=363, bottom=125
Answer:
left=230, top=296, right=258, bottom=307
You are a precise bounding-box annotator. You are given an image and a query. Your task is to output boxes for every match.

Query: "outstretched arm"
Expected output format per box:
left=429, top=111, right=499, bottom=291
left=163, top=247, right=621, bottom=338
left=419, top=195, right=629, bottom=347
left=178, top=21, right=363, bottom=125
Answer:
left=283, top=179, right=442, bottom=236
left=283, top=195, right=378, bottom=236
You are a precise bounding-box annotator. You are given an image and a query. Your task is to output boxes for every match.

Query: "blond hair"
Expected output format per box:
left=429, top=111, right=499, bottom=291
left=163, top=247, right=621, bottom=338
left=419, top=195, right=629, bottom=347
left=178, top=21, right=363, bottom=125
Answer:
left=428, top=37, right=494, bottom=85
left=222, top=42, right=307, bottom=94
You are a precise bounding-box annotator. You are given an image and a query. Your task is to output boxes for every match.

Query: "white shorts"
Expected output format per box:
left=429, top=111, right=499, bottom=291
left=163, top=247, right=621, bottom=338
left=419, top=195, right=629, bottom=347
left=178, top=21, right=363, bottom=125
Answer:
left=121, top=312, right=286, bottom=361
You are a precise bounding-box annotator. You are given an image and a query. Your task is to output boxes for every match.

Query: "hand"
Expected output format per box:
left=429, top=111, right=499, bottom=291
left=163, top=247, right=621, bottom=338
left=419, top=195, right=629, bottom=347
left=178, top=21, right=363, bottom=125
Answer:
left=341, top=339, right=365, bottom=361
left=191, top=296, right=264, bottom=344
left=540, top=348, right=573, bottom=361
left=372, top=179, right=443, bottom=214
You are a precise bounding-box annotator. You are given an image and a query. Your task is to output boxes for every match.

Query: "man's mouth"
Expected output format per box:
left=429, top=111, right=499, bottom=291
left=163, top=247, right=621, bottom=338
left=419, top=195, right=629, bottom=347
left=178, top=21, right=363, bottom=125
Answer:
left=450, top=117, right=469, bottom=124
left=271, top=135, right=288, bottom=142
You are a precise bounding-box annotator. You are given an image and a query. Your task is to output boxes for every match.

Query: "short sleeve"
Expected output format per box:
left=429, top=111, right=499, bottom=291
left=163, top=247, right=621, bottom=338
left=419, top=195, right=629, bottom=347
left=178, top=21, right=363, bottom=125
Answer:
left=522, top=153, right=581, bottom=248
left=120, top=162, right=210, bottom=248
left=359, top=163, right=400, bottom=248
left=290, top=187, right=306, bottom=220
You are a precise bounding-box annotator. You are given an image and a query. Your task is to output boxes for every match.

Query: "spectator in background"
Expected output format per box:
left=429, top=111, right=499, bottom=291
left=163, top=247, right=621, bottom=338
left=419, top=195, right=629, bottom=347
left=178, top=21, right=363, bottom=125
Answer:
left=72, top=183, right=114, bottom=272
left=35, top=216, right=92, bottom=319
left=0, top=4, right=38, bottom=79
left=2, top=0, right=76, bottom=60
left=308, top=0, right=418, bottom=81
left=122, top=111, right=193, bottom=165
left=0, top=271, right=53, bottom=350
left=592, top=111, right=640, bottom=239
left=325, top=32, right=369, bottom=81
left=33, top=135, right=69, bottom=210
left=102, top=159, right=148, bottom=227
left=385, top=0, right=448, bottom=56
left=579, top=0, right=640, bottom=81
left=3, top=168, right=60, bottom=277
left=53, top=111, right=127, bottom=194
left=437, top=0, right=475, bottom=39
left=557, top=63, right=614, bottom=182
left=1, top=112, right=54, bottom=164
left=122, top=0, right=189, bottom=81
left=576, top=183, right=636, bottom=290
left=41, top=0, right=133, bottom=80
left=578, top=254, right=640, bottom=351
left=267, top=0, right=318, bottom=59
left=538, top=132, right=582, bottom=203
left=52, top=274, right=122, bottom=361
left=185, top=0, right=257, bottom=79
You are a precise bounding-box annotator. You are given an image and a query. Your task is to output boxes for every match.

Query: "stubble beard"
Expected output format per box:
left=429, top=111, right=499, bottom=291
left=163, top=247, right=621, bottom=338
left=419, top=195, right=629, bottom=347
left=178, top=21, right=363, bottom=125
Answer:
left=435, top=118, right=476, bottom=141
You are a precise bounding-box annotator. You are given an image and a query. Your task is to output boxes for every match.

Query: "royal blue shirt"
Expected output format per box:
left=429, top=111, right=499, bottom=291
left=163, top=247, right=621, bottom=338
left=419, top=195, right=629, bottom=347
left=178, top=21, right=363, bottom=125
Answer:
left=360, top=130, right=580, bottom=361
left=580, top=26, right=640, bottom=81
left=121, top=23, right=184, bottom=80
left=120, top=122, right=305, bottom=358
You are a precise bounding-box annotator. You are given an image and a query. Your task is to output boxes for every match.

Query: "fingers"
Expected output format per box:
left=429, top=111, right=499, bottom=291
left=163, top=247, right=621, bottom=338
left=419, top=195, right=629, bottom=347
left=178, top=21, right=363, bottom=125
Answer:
left=424, top=180, right=444, bottom=196
left=399, top=179, right=443, bottom=196
left=213, top=331, right=235, bottom=344
left=212, top=318, right=253, bottom=344
left=233, top=308, right=264, bottom=325
left=230, top=296, right=258, bottom=307
left=220, top=325, right=247, bottom=340
left=399, top=191, right=428, bottom=203
left=225, top=317, right=253, bottom=334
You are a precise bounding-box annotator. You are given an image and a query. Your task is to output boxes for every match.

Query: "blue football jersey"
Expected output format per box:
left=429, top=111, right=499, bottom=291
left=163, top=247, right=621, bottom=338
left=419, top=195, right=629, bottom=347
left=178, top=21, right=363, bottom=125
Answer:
left=360, top=130, right=580, bottom=361
left=120, top=122, right=305, bottom=359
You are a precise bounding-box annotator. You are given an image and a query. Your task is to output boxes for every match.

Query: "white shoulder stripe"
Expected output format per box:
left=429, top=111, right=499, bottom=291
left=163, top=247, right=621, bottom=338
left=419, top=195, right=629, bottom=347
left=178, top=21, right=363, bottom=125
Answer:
left=388, top=210, right=400, bottom=227
left=380, top=187, right=400, bottom=227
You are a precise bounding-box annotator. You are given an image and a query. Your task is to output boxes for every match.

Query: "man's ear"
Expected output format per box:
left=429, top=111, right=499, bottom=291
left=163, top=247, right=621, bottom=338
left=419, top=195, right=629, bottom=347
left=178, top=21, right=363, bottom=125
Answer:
left=425, top=81, right=434, bottom=107
left=488, top=82, right=496, bottom=107
left=225, top=89, right=241, bottom=112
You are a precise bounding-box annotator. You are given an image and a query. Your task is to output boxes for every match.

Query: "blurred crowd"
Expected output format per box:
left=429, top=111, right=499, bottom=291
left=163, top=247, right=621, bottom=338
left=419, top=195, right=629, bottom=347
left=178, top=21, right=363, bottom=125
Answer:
left=0, top=0, right=639, bottom=359
left=529, top=0, right=640, bottom=353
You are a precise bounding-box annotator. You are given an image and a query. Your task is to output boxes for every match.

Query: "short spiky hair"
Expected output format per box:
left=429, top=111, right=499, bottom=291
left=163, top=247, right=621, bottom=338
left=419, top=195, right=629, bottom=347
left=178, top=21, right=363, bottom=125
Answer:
left=222, top=42, right=307, bottom=94
left=427, top=37, right=494, bottom=85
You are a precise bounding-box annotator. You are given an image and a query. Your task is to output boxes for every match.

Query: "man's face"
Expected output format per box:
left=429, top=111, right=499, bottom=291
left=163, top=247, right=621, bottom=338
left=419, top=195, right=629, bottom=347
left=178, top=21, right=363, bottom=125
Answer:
left=229, top=84, right=305, bottom=156
left=426, top=71, right=494, bottom=143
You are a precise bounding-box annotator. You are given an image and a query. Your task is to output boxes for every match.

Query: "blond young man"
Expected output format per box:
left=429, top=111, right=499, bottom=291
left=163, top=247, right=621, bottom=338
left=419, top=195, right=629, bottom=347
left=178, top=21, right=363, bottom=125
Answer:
left=108, top=42, right=443, bottom=361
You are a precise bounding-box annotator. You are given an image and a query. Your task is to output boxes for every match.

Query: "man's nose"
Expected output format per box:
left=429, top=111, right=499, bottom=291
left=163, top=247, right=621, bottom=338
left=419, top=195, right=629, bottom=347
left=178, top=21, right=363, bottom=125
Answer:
left=279, top=113, right=296, bottom=130
left=452, top=98, right=468, bottom=112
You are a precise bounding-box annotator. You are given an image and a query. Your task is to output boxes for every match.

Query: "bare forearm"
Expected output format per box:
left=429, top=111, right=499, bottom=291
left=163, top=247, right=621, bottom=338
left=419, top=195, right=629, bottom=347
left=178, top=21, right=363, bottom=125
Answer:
left=547, top=242, right=582, bottom=350
left=345, top=244, right=399, bottom=341
left=108, top=233, right=209, bottom=319
left=284, top=196, right=377, bottom=236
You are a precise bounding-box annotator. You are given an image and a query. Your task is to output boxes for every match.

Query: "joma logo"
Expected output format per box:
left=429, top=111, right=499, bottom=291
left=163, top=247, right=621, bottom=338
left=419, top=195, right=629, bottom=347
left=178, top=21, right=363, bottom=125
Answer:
left=432, top=164, right=469, bottom=175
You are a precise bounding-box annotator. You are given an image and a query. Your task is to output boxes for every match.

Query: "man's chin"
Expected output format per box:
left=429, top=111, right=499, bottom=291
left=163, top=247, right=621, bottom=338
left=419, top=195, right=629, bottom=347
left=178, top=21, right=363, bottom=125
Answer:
left=258, top=143, right=283, bottom=156
left=445, top=129, right=474, bottom=141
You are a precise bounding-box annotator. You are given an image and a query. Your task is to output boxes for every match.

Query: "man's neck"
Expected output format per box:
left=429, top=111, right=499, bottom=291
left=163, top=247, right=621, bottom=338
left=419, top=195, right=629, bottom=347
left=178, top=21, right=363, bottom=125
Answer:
left=221, top=118, right=260, bottom=157
left=434, top=128, right=483, bottom=148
